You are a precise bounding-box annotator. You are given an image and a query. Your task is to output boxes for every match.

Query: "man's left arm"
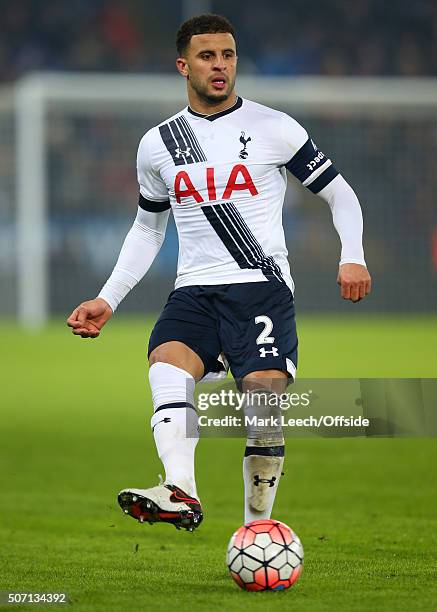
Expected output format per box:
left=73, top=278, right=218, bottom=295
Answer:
left=317, top=174, right=371, bottom=303
left=280, top=113, right=371, bottom=303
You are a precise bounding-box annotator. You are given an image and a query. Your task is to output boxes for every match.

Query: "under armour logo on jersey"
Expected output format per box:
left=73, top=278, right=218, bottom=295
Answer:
left=254, top=475, right=276, bottom=487
left=175, top=146, right=192, bottom=159
left=259, top=347, right=279, bottom=358
left=239, top=131, right=252, bottom=159
left=159, top=117, right=207, bottom=166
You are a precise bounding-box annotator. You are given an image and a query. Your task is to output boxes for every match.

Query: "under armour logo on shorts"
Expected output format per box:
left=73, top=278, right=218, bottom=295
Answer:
left=259, top=346, right=279, bottom=357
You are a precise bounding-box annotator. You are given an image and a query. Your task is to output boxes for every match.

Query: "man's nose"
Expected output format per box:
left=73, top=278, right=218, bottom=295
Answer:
left=212, top=56, right=226, bottom=71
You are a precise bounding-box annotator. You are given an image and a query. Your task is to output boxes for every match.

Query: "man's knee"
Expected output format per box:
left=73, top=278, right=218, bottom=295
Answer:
left=242, top=369, right=288, bottom=393
left=149, top=341, right=204, bottom=380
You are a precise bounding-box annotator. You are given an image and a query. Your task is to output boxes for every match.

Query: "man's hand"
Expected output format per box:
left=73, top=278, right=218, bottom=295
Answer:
left=337, top=263, right=371, bottom=303
left=66, top=298, right=113, bottom=338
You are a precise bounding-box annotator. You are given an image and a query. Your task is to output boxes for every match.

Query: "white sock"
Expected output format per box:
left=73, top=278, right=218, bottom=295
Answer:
left=149, top=362, right=199, bottom=499
left=243, top=451, right=284, bottom=523
left=242, top=389, right=285, bottom=523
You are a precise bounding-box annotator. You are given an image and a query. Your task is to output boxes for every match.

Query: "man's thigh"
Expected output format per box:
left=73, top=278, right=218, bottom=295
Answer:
left=216, top=279, right=298, bottom=384
left=148, top=286, right=223, bottom=378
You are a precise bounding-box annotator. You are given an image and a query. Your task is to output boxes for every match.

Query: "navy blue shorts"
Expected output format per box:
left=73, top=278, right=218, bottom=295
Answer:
left=148, top=279, right=298, bottom=382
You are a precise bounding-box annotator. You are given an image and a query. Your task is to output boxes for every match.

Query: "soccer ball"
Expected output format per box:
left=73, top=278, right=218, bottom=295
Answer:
left=226, top=519, right=303, bottom=591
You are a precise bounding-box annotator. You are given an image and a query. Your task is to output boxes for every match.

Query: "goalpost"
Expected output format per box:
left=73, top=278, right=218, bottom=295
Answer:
left=15, top=74, right=189, bottom=328
left=13, top=73, right=437, bottom=328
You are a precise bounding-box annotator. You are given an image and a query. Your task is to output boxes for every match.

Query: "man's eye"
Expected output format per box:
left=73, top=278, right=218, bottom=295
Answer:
left=201, top=54, right=211, bottom=60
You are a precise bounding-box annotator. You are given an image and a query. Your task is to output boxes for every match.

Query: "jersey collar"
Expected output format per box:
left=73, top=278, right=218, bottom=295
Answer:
left=187, top=96, right=243, bottom=121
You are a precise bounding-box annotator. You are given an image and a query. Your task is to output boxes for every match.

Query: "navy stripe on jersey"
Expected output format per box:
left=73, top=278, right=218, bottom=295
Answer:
left=202, top=204, right=249, bottom=268
left=202, top=202, right=283, bottom=283
left=285, top=137, right=338, bottom=192
left=169, top=120, right=193, bottom=165
left=139, top=193, right=170, bottom=212
left=220, top=203, right=283, bottom=283
left=225, top=204, right=283, bottom=282
left=159, top=123, right=184, bottom=166
left=159, top=118, right=207, bottom=166
left=173, top=117, right=201, bottom=163
left=177, top=116, right=207, bottom=162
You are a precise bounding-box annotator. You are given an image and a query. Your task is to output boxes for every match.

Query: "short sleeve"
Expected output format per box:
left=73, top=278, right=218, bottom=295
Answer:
left=281, top=114, right=339, bottom=194
left=137, top=131, right=171, bottom=211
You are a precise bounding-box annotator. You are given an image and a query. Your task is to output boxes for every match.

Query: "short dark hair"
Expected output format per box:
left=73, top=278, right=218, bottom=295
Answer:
left=176, top=13, right=236, bottom=56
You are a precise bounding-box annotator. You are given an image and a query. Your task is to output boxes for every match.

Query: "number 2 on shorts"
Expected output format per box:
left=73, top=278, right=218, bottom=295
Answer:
left=255, top=315, right=275, bottom=345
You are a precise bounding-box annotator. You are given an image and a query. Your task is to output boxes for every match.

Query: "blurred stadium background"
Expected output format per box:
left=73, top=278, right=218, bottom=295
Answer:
left=0, top=0, right=437, bottom=323
left=1, top=3, right=437, bottom=610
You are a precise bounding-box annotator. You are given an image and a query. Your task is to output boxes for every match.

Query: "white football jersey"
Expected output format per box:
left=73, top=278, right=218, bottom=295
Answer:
left=137, top=96, right=338, bottom=292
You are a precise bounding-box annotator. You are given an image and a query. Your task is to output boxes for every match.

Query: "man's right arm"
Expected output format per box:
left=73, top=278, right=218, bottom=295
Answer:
left=67, top=130, right=171, bottom=337
left=98, top=203, right=170, bottom=312
left=67, top=203, right=170, bottom=337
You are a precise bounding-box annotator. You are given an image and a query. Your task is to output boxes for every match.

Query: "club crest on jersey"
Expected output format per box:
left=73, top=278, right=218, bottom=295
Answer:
left=239, top=131, right=252, bottom=159
left=175, top=146, right=192, bottom=159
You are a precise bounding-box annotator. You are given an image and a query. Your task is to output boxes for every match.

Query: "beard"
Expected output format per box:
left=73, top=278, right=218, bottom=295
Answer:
left=188, top=73, right=236, bottom=105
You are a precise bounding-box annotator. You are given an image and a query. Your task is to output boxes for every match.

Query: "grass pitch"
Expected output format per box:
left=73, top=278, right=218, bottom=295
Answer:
left=1, top=316, right=437, bottom=611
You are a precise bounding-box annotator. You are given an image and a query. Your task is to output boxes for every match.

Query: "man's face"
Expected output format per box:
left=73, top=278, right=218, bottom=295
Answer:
left=177, top=32, right=237, bottom=104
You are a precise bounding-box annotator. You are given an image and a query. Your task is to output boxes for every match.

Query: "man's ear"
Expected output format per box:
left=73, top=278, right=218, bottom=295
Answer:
left=176, top=57, right=189, bottom=78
